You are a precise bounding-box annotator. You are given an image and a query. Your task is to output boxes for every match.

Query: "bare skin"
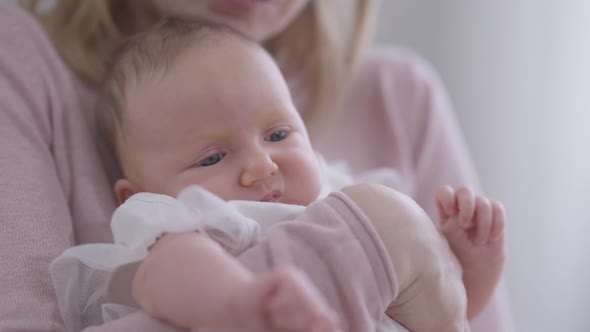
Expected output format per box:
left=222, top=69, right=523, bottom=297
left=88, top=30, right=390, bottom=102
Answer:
left=133, top=231, right=338, bottom=332
left=436, top=186, right=506, bottom=318
left=342, top=184, right=470, bottom=332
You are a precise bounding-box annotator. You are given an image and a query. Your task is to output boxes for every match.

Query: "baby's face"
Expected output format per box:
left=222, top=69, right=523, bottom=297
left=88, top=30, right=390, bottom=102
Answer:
left=116, top=36, right=321, bottom=205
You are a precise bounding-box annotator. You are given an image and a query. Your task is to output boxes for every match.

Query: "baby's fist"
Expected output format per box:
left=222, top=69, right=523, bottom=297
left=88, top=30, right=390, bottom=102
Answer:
left=436, top=186, right=505, bottom=267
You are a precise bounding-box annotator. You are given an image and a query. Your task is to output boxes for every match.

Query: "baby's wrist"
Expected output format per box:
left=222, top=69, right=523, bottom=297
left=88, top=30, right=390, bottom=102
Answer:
left=459, top=247, right=505, bottom=273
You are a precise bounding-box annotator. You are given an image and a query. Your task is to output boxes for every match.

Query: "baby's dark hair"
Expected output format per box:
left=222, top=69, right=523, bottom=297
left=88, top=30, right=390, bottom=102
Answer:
left=97, top=16, right=237, bottom=161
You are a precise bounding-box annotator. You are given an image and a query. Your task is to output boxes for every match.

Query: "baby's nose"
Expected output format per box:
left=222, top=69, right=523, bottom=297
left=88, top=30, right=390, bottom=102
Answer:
left=240, top=153, right=279, bottom=187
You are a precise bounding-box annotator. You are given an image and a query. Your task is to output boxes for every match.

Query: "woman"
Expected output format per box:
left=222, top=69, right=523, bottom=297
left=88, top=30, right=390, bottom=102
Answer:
left=0, top=0, right=512, bottom=331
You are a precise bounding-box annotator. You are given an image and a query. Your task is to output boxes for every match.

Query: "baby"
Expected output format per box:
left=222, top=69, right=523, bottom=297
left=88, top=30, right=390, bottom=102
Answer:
left=54, top=17, right=505, bottom=332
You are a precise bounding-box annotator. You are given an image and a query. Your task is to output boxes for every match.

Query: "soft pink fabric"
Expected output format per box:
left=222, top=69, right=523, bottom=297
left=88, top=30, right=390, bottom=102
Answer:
left=0, top=3, right=513, bottom=332
left=235, top=192, right=397, bottom=332
left=84, top=192, right=394, bottom=332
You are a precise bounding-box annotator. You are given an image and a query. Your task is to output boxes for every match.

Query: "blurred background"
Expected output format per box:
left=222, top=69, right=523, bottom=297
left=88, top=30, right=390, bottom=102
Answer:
left=376, top=1, right=590, bottom=331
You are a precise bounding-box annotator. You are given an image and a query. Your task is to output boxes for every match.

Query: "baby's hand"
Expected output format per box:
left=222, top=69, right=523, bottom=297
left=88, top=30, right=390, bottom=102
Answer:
left=436, top=186, right=505, bottom=267
left=436, top=186, right=506, bottom=318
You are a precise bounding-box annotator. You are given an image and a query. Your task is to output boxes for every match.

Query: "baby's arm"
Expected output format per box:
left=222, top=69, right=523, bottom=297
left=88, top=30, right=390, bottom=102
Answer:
left=132, top=232, right=249, bottom=328
left=342, top=184, right=470, bottom=332
left=436, top=186, right=506, bottom=319
left=132, top=232, right=337, bottom=331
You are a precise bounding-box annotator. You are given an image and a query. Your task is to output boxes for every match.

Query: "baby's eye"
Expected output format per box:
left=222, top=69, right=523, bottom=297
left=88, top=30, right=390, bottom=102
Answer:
left=265, top=130, right=288, bottom=142
left=198, top=153, right=226, bottom=167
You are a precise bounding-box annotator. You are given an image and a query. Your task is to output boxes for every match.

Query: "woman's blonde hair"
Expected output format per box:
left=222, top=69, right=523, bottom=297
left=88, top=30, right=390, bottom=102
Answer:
left=22, top=0, right=379, bottom=135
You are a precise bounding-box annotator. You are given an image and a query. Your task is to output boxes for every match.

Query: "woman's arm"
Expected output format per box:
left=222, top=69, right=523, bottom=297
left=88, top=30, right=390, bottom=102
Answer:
left=0, top=5, right=167, bottom=331
left=0, top=4, right=78, bottom=330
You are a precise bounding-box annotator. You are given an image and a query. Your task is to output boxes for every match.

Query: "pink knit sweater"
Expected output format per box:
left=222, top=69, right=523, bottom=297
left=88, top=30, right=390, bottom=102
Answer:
left=0, top=3, right=513, bottom=331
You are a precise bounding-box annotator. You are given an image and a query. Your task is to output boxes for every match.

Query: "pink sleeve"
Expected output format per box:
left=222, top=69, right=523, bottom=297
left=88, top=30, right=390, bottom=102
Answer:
left=0, top=4, right=74, bottom=330
left=372, top=48, right=515, bottom=332
left=367, top=48, right=480, bottom=219
left=236, top=192, right=398, bottom=331
left=0, top=4, right=171, bottom=331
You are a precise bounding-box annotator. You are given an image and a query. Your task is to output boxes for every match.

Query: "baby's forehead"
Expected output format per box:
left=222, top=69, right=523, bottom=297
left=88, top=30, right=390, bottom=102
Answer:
left=178, top=33, right=268, bottom=70
left=124, top=33, right=268, bottom=99
left=118, top=25, right=252, bottom=87
left=118, top=26, right=291, bottom=130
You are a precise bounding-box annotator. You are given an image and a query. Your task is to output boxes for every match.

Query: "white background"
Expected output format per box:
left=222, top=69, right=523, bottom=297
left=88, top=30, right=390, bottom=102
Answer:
left=376, top=1, right=590, bottom=331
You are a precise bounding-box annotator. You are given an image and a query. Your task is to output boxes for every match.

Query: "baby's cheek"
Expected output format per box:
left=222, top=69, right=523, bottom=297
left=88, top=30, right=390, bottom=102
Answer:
left=301, top=157, right=323, bottom=204
left=169, top=172, right=233, bottom=200
left=196, top=181, right=237, bottom=201
left=280, top=145, right=322, bottom=205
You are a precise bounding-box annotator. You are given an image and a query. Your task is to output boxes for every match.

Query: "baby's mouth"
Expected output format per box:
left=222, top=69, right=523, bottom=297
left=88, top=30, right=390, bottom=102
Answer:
left=260, top=190, right=282, bottom=202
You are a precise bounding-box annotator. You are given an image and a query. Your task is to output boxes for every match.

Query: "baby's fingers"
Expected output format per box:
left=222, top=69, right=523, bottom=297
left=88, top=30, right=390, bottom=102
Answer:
left=436, top=186, right=457, bottom=221
left=456, top=187, right=475, bottom=227
left=489, top=201, right=506, bottom=242
left=473, top=196, right=493, bottom=245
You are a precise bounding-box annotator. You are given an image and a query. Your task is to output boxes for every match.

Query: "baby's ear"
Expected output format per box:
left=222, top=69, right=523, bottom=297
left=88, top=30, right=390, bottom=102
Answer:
left=114, top=179, right=138, bottom=205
